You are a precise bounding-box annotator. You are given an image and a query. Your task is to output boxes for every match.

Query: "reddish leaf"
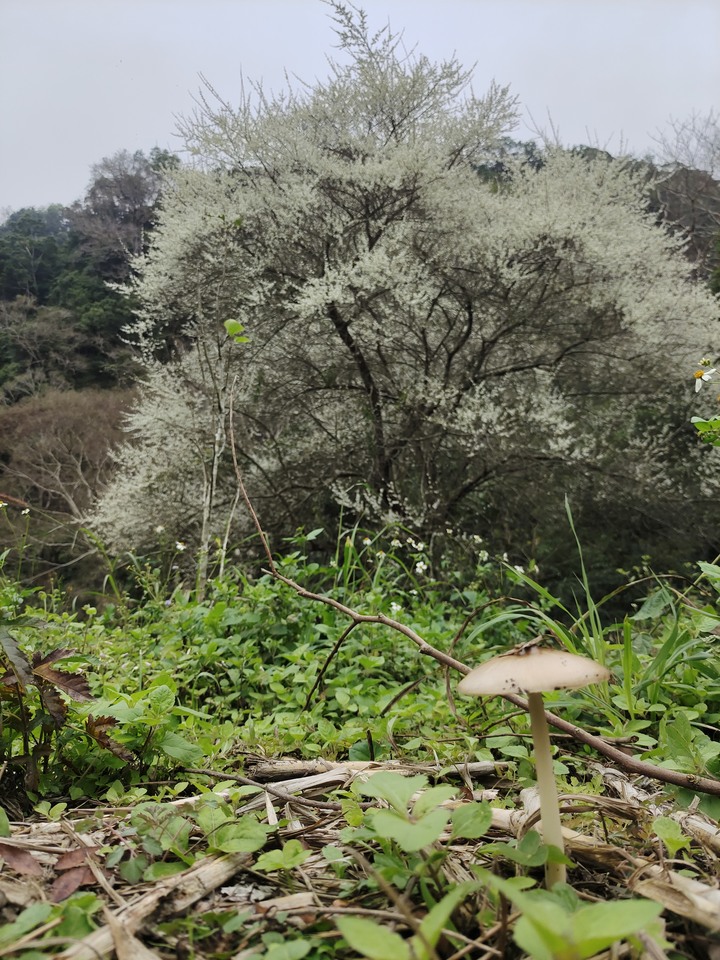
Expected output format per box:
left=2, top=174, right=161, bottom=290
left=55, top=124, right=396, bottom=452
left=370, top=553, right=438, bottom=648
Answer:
left=0, top=629, right=33, bottom=691
left=49, top=865, right=95, bottom=901
left=38, top=669, right=92, bottom=701
left=36, top=679, right=68, bottom=727
left=85, top=716, right=134, bottom=762
left=32, top=651, right=92, bottom=702
left=0, top=680, right=19, bottom=699
left=0, top=842, right=44, bottom=877
left=32, top=649, right=75, bottom=668
left=55, top=847, right=98, bottom=871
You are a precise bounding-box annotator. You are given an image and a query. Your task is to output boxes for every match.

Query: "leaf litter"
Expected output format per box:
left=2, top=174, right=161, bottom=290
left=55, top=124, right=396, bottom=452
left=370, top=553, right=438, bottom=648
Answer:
left=0, top=757, right=717, bottom=958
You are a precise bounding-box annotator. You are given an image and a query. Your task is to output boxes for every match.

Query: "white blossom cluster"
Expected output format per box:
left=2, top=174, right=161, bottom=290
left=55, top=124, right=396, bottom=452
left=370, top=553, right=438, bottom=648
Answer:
left=88, top=4, right=720, bottom=553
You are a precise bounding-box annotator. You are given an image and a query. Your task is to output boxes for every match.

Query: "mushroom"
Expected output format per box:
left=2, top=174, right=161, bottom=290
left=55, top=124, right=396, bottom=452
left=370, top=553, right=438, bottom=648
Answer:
left=458, top=645, right=609, bottom=887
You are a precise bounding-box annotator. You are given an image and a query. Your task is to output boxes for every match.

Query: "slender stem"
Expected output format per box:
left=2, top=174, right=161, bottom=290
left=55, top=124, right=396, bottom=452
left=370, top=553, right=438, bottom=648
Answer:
left=527, top=691, right=566, bottom=887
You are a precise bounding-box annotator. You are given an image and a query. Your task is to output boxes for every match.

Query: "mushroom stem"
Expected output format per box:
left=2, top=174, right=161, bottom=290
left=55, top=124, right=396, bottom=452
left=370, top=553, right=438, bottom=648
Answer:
left=527, top=691, right=567, bottom=887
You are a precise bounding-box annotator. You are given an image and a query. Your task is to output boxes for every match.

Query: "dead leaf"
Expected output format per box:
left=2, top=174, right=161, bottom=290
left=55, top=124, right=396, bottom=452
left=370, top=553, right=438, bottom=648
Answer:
left=55, top=847, right=99, bottom=871
left=0, top=842, right=44, bottom=877
left=36, top=678, right=68, bottom=727
left=33, top=651, right=93, bottom=702
left=85, top=716, right=134, bottom=762
left=0, top=629, right=33, bottom=691
left=0, top=875, right=43, bottom=906
left=50, top=865, right=95, bottom=902
left=32, top=648, right=75, bottom=668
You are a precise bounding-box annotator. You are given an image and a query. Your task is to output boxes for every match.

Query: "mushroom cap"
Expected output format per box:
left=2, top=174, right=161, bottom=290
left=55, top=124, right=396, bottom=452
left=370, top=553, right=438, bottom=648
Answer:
left=458, top=647, right=610, bottom=696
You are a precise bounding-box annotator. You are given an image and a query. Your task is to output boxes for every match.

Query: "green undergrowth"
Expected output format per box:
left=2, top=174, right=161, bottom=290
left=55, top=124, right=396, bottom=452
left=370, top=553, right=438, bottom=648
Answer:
left=1, top=530, right=719, bottom=813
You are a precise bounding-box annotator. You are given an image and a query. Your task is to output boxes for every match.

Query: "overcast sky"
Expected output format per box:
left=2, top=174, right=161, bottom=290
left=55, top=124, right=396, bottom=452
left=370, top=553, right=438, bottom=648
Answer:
left=1, top=0, right=718, bottom=213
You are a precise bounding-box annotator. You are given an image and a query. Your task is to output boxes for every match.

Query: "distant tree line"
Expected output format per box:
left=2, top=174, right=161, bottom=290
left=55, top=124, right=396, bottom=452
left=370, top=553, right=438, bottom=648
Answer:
left=0, top=149, right=177, bottom=586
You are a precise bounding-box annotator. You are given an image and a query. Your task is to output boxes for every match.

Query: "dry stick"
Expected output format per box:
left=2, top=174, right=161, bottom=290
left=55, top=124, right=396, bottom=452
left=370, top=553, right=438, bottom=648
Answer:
left=182, top=767, right=374, bottom=811
left=226, top=407, right=720, bottom=799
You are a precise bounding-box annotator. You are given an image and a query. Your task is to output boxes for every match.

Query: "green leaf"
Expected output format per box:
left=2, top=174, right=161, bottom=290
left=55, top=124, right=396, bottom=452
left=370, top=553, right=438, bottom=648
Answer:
left=481, top=830, right=550, bottom=867
left=412, top=784, right=457, bottom=817
left=119, top=855, right=149, bottom=883
left=212, top=816, right=270, bottom=853
left=631, top=588, right=672, bottom=621
left=255, top=839, right=311, bottom=872
left=0, top=807, right=10, bottom=838
left=224, top=319, right=250, bottom=342
left=143, top=860, right=188, bottom=881
left=0, top=903, right=54, bottom=949
left=369, top=808, right=450, bottom=852
left=512, top=914, right=561, bottom=960
left=264, top=941, right=312, bottom=960
left=336, top=916, right=410, bottom=960
left=55, top=894, right=101, bottom=939
left=147, top=683, right=175, bottom=713
left=355, top=772, right=428, bottom=812
left=413, top=882, right=480, bottom=956
left=348, top=739, right=374, bottom=761
left=478, top=871, right=571, bottom=956
left=569, top=899, right=662, bottom=956
left=698, top=561, right=720, bottom=584
left=154, top=730, right=204, bottom=764
left=482, top=869, right=662, bottom=960
left=652, top=816, right=692, bottom=858
left=195, top=800, right=230, bottom=838
left=691, top=417, right=720, bottom=446
left=450, top=802, right=493, bottom=840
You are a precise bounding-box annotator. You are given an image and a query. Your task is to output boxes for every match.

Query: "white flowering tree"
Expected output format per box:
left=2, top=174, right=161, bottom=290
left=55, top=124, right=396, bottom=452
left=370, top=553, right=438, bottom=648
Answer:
left=89, top=3, right=720, bottom=575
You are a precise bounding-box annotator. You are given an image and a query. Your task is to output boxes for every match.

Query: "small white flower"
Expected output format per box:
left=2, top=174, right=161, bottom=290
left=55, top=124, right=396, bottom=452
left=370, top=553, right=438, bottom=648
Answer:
left=415, top=560, right=428, bottom=574
left=513, top=564, right=525, bottom=574
left=362, top=537, right=372, bottom=546
left=390, top=602, right=402, bottom=615
left=155, top=525, right=165, bottom=534
left=0, top=501, right=6, bottom=509
left=175, top=541, right=186, bottom=552
left=477, top=549, right=489, bottom=563
left=694, top=368, right=716, bottom=392
left=390, top=539, right=402, bottom=549
left=21, top=508, right=30, bottom=516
